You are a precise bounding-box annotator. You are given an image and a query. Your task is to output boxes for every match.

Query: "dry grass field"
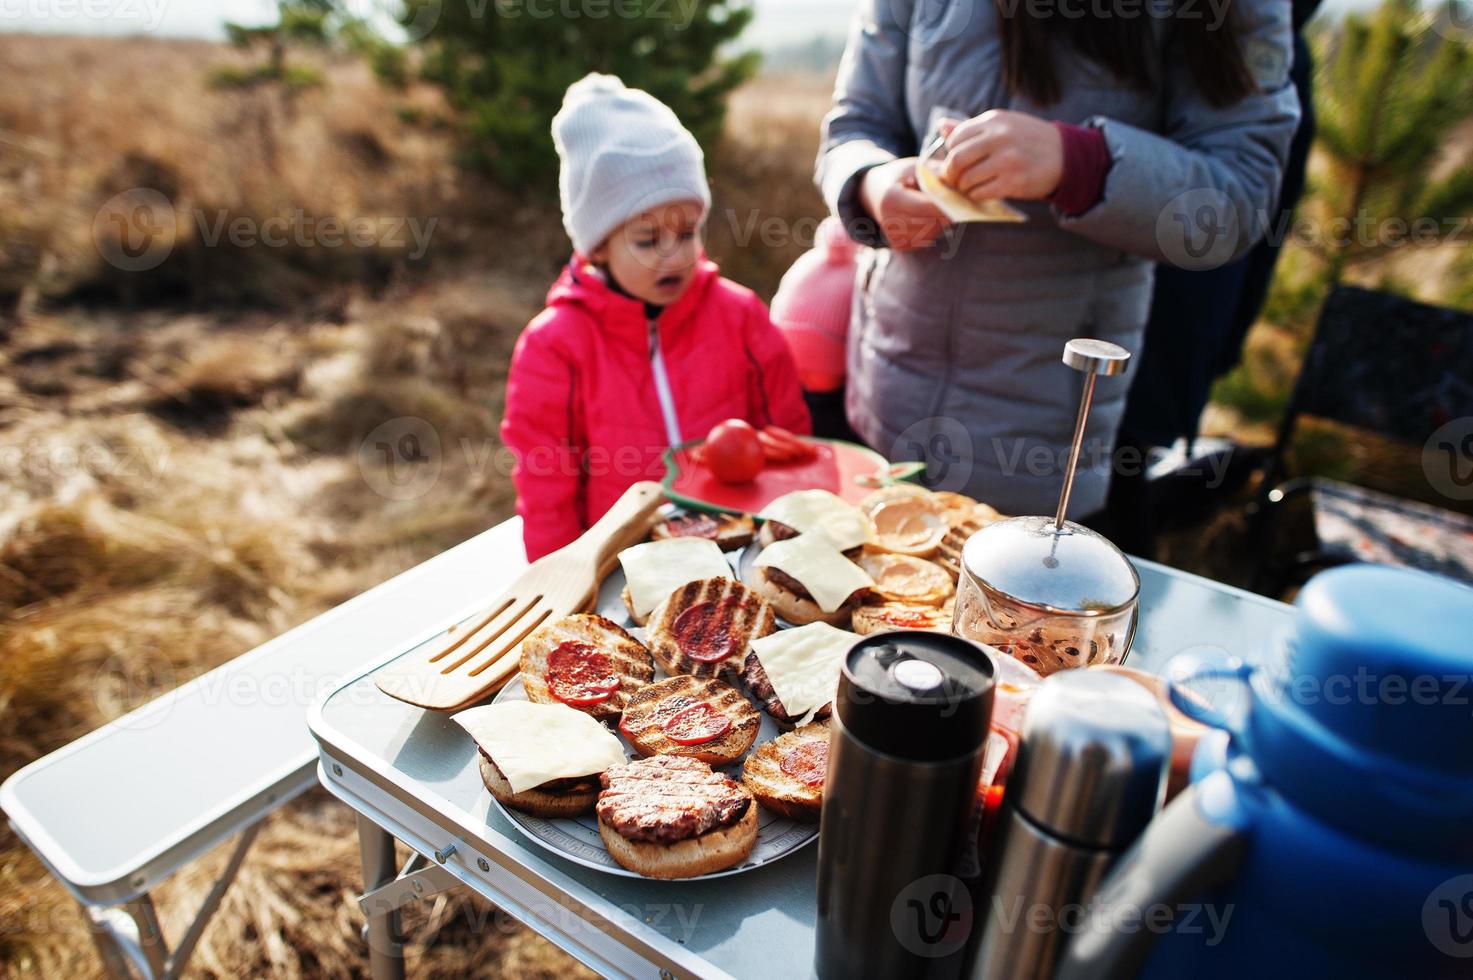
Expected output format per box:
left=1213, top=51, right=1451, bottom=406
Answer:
left=0, top=26, right=1467, bottom=979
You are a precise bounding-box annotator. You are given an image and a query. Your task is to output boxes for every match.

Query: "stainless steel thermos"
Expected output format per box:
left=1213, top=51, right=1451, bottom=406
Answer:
left=815, top=631, right=997, bottom=979
left=968, top=669, right=1170, bottom=979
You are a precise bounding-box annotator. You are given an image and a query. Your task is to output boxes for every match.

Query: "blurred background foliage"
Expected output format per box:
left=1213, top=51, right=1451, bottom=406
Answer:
left=397, top=0, right=759, bottom=183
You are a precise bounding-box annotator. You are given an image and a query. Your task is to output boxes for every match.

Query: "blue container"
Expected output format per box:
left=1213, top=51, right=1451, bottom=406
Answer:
left=1057, top=564, right=1473, bottom=978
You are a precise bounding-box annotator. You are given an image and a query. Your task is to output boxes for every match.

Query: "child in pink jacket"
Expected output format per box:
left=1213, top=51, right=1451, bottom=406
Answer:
left=502, top=74, right=811, bottom=560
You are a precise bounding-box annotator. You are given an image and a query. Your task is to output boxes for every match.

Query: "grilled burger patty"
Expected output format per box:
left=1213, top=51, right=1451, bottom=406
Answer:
left=741, top=651, right=833, bottom=725
left=596, top=756, right=752, bottom=844
left=760, top=566, right=870, bottom=613
left=766, top=520, right=800, bottom=542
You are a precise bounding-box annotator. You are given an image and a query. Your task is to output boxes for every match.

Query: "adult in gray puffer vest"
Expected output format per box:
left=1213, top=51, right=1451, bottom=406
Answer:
left=818, top=0, right=1300, bottom=518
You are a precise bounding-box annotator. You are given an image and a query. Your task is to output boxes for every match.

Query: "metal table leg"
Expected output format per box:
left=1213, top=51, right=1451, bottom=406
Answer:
left=123, top=897, right=168, bottom=978
left=81, top=897, right=167, bottom=979
left=357, top=814, right=406, bottom=980
left=73, top=820, right=265, bottom=980
left=83, top=904, right=140, bottom=979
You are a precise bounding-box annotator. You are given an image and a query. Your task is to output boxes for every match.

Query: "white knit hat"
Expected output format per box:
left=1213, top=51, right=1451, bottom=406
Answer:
left=552, top=73, right=711, bottom=257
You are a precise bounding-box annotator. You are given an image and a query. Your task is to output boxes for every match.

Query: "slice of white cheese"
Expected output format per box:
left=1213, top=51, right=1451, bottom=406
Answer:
left=453, top=701, right=626, bottom=795
left=618, top=537, right=732, bottom=618
left=758, top=489, right=873, bottom=551
left=750, top=622, right=858, bottom=722
left=755, top=534, right=876, bottom=613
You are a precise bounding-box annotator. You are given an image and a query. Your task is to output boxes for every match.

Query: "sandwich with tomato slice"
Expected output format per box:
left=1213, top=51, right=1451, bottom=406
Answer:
left=742, top=719, right=830, bottom=821
left=617, top=675, right=760, bottom=766
left=519, top=614, right=655, bottom=723
left=644, top=577, right=777, bottom=679
left=650, top=512, right=755, bottom=551
left=617, top=537, right=734, bottom=627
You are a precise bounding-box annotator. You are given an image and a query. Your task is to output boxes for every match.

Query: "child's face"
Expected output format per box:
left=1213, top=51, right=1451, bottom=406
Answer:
left=591, top=200, right=705, bottom=307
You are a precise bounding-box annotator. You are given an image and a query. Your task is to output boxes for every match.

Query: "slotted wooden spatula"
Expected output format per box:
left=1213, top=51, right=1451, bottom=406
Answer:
left=374, top=480, right=666, bottom=711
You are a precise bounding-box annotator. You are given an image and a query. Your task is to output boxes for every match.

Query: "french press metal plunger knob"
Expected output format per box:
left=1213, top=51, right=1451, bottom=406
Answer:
left=1055, top=339, right=1131, bottom=529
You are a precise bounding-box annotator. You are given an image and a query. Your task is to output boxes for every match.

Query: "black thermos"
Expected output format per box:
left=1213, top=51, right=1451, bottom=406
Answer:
left=815, top=631, right=996, bottom=979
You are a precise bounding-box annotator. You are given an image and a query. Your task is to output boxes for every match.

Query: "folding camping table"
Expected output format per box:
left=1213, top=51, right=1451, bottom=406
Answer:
left=309, top=554, right=1296, bottom=980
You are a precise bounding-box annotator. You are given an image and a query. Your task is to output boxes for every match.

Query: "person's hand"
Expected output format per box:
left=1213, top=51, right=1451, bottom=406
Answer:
left=938, top=110, right=1064, bottom=203
left=858, top=157, right=951, bottom=252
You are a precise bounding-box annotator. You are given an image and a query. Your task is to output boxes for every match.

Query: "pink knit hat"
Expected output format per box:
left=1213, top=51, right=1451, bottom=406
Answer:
left=770, top=216, right=863, bottom=394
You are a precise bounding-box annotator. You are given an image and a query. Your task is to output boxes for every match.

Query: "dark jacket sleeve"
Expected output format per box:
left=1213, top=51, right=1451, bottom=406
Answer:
left=1055, top=0, right=1301, bottom=268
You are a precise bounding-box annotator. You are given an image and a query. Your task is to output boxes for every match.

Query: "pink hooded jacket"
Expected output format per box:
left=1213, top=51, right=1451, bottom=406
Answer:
left=502, top=255, right=812, bottom=560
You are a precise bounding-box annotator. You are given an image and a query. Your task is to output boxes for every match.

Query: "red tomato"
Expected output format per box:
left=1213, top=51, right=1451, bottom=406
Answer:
left=704, top=419, right=765, bottom=484
left=760, top=426, right=818, bottom=464
left=662, top=702, right=733, bottom=745
left=545, top=641, right=618, bottom=707
left=779, top=740, right=829, bottom=786
left=670, top=597, right=746, bottom=663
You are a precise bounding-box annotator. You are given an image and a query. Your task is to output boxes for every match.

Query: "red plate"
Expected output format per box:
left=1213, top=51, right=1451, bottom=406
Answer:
left=662, top=437, right=919, bottom=515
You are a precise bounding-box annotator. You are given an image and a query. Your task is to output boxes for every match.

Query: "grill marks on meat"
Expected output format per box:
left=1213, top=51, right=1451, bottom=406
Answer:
left=597, top=756, right=752, bottom=844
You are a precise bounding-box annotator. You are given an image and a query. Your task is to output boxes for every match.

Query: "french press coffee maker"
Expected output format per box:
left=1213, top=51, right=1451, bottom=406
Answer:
left=952, top=339, right=1140, bottom=676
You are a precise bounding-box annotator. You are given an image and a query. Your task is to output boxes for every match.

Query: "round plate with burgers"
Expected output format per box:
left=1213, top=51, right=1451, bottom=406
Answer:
left=473, top=522, right=822, bottom=879
left=487, top=673, right=819, bottom=879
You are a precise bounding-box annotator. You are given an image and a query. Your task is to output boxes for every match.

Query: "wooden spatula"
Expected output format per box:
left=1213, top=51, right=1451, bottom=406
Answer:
left=374, top=480, right=666, bottom=711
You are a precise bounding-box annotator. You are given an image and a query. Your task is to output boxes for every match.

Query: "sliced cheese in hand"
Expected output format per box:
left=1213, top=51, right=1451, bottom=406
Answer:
left=758, top=489, right=873, bottom=551
left=755, top=533, right=876, bottom=613
left=453, top=701, right=626, bottom=795
left=750, top=621, right=858, bottom=723
left=618, top=537, right=731, bottom=618
left=915, top=152, right=1027, bottom=224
